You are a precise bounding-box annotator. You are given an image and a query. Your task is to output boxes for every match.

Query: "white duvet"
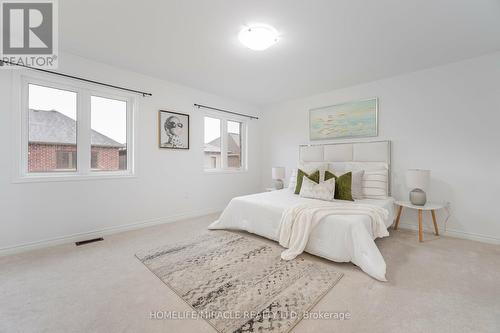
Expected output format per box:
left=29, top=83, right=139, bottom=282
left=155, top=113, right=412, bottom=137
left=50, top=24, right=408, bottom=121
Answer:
left=208, top=189, right=395, bottom=281
left=279, top=202, right=389, bottom=261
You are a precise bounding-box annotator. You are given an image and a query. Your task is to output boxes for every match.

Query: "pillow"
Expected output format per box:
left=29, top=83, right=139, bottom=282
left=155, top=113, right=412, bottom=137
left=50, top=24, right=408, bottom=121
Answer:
left=349, top=170, right=364, bottom=200
left=329, top=169, right=364, bottom=200
left=299, top=177, right=336, bottom=201
left=362, top=169, right=389, bottom=199
left=324, top=171, right=354, bottom=201
left=294, top=169, right=320, bottom=194
left=288, top=170, right=298, bottom=190
left=288, top=162, right=327, bottom=190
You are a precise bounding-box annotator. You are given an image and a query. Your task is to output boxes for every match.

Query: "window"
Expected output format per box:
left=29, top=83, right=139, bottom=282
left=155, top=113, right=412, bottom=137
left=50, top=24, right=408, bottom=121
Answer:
left=56, top=151, right=77, bottom=170
left=91, top=151, right=98, bottom=169
left=17, top=73, right=135, bottom=181
left=227, top=120, right=242, bottom=168
left=91, top=96, right=127, bottom=171
left=203, top=114, right=246, bottom=172
left=28, top=84, right=78, bottom=173
left=204, top=117, right=221, bottom=170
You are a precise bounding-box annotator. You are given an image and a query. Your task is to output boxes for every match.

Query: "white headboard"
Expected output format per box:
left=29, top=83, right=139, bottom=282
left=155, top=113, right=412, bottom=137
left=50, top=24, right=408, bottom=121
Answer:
left=299, top=140, right=391, bottom=194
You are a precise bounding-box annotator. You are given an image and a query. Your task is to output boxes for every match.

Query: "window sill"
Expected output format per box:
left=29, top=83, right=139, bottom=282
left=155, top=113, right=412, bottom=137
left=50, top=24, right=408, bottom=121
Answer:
left=203, top=168, right=248, bottom=175
left=13, top=172, right=136, bottom=184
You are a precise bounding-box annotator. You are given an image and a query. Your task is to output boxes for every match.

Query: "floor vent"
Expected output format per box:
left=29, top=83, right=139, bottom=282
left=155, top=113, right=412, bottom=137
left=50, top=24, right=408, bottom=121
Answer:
left=75, top=237, right=104, bottom=246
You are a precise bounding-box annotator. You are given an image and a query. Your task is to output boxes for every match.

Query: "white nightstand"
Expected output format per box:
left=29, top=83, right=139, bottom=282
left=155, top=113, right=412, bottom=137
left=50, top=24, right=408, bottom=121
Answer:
left=394, top=201, right=447, bottom=242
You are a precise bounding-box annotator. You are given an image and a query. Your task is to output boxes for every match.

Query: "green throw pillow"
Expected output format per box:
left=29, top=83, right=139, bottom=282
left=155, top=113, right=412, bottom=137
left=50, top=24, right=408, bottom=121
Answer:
left=294, top=169, right=320, bottom=194
left=325, top=171, right=354, bottom=201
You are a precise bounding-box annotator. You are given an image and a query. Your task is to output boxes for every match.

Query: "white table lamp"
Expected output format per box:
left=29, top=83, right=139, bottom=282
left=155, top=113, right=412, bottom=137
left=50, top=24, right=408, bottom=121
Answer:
left=406, top=169, right=430, bottom=206
left=272, top=167, right=285, bottom=189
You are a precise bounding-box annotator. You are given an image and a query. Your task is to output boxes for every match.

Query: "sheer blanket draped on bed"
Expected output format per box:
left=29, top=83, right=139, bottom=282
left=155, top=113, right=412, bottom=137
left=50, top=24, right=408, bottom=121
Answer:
left=279, top=202, right=389, bottom=261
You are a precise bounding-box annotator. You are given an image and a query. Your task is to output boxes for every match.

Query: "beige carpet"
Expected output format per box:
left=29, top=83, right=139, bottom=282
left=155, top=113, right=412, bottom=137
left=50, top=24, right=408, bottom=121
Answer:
left=136, top=231, right=343, bottom=333
left=1, top=213, right=500, bottom=333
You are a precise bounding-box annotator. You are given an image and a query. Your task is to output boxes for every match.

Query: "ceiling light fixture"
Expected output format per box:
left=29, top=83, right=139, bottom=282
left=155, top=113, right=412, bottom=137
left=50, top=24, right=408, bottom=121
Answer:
left=238, top=24, right=279, bottom=51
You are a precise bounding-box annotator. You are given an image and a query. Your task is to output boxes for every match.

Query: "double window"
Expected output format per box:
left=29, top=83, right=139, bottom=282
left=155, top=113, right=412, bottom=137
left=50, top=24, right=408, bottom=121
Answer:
left=203, top=113, right=247, bottom=172
left=16, top=74, right=135, bottom=181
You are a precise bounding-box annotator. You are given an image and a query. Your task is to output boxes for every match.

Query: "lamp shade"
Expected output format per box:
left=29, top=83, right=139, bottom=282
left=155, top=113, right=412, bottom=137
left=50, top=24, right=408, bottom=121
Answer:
left=272, top=167, right=285, bottom=180
left=406, top=169, right=430, bottom=190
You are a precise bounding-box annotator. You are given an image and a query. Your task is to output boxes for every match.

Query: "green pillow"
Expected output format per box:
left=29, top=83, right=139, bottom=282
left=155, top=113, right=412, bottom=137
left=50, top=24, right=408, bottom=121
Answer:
left=325, top=171, right=354, bottom=201
left=294, top=169, right=320, bottom=194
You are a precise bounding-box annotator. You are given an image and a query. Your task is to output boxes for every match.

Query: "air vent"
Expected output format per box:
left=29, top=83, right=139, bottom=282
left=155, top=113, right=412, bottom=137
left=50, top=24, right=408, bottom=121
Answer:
left=75, top=237, right=104, bottom=246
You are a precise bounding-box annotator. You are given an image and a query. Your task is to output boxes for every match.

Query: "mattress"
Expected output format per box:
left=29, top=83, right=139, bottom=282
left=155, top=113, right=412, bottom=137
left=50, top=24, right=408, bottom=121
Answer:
left=209, top=189, right=395, bottom=281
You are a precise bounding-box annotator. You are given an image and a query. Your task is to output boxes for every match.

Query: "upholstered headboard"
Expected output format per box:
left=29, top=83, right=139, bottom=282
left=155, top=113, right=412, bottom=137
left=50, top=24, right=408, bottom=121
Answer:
left=299, top=140, right=391, bottom=194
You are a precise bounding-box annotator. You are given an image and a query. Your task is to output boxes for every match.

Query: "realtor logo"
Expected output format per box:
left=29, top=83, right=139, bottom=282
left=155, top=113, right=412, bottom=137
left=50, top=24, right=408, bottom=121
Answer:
left=1, top=0, right=58, bottom=68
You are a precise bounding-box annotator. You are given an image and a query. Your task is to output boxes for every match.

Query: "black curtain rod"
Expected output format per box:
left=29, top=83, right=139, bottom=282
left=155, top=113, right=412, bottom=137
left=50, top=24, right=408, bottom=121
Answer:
left=0, top=60, right=152, bottom=97
left=194, top=103, right=259, bottom=120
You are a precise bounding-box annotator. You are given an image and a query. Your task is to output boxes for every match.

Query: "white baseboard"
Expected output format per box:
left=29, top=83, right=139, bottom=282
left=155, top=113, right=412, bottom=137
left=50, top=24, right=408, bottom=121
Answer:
left=0, top=208, right=221, bottom=256
left=3, top=210, right=498, bottom=256
left=396, top=222, right=500, bottom=245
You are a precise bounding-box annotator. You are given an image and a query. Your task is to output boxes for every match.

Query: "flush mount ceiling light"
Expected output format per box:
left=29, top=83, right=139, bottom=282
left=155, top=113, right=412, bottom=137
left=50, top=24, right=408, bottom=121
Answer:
left=238, top=24, right=279, bottom=51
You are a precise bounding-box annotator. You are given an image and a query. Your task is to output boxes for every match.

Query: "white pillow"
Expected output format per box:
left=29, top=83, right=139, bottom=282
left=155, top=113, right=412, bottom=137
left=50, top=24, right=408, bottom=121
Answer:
left=351, top=170, right=365, bottom=199
left=362, top=169, right=389, bottom=199
left=288, top=162, right=328, bottom=191
left=328, top=168, right=365, bottom=200
left=288, top=171, right=297, bottom=190
left=299, top=177, right=336, bottom=201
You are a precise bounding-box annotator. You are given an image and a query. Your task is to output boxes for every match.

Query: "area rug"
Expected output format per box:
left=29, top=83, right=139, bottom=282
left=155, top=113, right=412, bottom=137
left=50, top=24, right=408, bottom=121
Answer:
left=135, top=231, right=343, bottom=333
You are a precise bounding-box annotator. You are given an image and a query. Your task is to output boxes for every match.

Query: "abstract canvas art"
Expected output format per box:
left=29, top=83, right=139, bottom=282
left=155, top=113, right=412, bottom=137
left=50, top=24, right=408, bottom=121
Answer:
left=309, top=98, right=378, bottom=140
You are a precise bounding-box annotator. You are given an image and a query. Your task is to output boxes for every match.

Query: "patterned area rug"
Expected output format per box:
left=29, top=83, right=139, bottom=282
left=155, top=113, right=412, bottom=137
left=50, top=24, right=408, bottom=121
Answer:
left=135, top=231, right=343, bottom=333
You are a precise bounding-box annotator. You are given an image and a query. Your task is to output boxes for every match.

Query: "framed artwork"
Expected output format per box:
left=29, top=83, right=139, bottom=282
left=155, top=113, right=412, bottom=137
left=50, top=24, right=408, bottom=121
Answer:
left=158, top=110, right=189, bottom=149
left=309, top=98, right=378, bottom=140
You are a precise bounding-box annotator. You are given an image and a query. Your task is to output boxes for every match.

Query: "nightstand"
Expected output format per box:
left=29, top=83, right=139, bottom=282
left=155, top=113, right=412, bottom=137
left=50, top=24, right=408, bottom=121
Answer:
left=394, top=201, right=447, bottom=242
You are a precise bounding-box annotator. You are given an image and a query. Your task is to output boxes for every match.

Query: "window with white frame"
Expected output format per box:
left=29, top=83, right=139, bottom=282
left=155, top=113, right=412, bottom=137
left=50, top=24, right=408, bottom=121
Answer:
left=17, top=74, right=135, bottom=181
left=203, top=113, right=246, bottom=171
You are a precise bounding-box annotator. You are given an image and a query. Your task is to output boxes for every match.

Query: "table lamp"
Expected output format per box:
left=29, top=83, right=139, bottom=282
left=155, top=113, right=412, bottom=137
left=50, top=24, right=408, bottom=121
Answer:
left=406, top=169, right=430, bottom=206
left=272, top=167, right=285, bottom=190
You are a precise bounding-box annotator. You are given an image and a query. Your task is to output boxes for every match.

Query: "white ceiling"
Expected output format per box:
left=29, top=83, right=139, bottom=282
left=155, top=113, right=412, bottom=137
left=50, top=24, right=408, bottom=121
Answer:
left=60, top=0, right=500, bottom=106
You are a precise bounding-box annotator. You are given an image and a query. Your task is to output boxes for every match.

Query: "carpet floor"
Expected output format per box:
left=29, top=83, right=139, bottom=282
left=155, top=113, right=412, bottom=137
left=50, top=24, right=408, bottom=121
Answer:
left=136, top=231, right=343, bottom=332
left=1, top=213, right=499, bottom=333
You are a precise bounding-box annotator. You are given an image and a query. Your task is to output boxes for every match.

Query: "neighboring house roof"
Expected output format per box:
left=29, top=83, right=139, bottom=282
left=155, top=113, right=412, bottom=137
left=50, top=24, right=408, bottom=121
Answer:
left=203, top=143, right=221, bottom=153
left=29, top=109, right=125, bottom=148
left=204, top=133, right=240, bottom=154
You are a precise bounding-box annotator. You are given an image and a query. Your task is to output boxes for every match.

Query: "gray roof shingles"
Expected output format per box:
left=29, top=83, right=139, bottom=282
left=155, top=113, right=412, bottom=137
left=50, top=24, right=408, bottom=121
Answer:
left=204, top=133, right=240, bottom=154
left=29, top=109, right=124, bottom=148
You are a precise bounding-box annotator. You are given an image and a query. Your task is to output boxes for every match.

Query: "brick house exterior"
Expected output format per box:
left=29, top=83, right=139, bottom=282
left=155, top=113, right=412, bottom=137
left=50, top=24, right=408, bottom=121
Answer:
left=28, top=144, right=122, bottom=172
left=203, top=133, right=241, bottom=169
left=28, top=109, right=125, bottom=172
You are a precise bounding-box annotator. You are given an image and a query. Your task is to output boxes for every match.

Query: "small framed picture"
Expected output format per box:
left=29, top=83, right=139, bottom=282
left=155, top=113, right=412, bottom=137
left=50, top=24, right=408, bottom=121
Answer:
left=158, top=110, right=189, bottom=149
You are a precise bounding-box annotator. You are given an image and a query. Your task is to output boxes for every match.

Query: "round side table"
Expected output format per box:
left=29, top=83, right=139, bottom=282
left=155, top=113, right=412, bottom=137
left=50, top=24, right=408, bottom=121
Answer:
left=394, top=201, right=447, bottom=242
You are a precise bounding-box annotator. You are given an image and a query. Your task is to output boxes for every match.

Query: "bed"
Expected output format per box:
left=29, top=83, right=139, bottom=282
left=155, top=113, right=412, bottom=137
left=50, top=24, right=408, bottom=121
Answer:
left=209, top=141, right=394, bottom=281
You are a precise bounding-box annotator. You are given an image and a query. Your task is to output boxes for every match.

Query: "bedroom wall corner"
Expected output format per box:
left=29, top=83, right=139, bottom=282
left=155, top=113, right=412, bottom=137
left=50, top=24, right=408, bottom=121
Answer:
left=260, top=51, right=500, bottom=244
left=0, top=52, right=263, bottom=253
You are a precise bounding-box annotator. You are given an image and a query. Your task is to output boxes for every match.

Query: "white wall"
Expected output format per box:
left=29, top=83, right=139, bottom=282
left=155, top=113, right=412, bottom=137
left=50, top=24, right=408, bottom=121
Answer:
left=261, top=52, right=500, bottom=244
left=0, top=53, right=262, bottom=252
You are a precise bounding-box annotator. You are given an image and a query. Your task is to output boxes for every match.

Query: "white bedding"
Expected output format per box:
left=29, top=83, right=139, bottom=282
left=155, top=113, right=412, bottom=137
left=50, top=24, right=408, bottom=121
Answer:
left=208, top=189, right=395, bottom=281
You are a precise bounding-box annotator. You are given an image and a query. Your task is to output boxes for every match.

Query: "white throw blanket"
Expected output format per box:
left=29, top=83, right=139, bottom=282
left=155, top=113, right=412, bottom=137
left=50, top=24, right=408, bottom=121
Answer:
left=279, top=201, right=389, bottom=260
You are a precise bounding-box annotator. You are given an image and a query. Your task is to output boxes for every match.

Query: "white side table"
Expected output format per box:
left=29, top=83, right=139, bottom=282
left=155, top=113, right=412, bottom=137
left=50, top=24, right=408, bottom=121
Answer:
left=394, top=201, right=447, bottom=242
